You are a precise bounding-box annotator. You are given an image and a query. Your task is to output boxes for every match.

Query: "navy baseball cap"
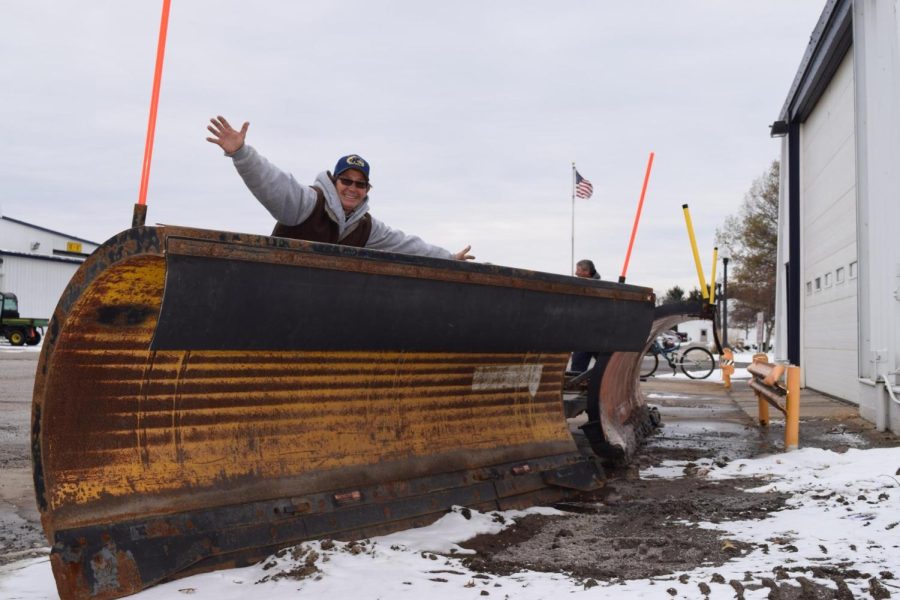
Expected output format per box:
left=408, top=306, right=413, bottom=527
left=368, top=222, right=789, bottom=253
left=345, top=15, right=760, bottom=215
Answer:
left=334, top=154, right=370, bottom=181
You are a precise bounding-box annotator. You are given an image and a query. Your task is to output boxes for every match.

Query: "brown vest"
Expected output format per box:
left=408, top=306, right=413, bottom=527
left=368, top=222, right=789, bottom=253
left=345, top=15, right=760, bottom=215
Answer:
left=271, top=186, right=372, bottom=247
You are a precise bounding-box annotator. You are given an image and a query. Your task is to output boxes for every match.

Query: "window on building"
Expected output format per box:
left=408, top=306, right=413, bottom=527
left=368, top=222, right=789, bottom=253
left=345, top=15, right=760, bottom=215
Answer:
left=849, top=261, right=857, bottom=279
left=836, top=267, right=844, bottom=283
left=815, top=277, right=821, bottom=291
left=825, top=272, right=832, bottom=287
left=806, top=281, right=812, bottom=295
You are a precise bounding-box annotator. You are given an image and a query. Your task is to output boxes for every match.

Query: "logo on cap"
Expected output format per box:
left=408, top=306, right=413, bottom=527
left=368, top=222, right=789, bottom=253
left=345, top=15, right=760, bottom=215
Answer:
left=347, top=155, right=367, bottom=168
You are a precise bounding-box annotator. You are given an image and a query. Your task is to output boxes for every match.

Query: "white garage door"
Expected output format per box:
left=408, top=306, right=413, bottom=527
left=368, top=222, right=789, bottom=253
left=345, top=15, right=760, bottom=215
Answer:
left=800, top=49, right=859, bottom=404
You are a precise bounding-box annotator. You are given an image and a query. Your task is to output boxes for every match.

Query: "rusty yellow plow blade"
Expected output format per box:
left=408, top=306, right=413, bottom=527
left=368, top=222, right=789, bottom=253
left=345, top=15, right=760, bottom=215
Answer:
left=33, top=226, right=658, bottom=599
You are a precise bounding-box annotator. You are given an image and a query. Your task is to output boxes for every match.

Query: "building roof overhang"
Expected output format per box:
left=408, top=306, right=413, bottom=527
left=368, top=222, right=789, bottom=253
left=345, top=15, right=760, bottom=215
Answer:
left=772, top=0, right=853, bottom=135
left=1, top=216, right=99, bottom=246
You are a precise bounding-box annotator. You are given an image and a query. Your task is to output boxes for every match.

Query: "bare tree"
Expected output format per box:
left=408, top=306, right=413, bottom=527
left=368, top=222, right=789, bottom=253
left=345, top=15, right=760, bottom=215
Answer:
left=716, top=161, right=779, bottom=347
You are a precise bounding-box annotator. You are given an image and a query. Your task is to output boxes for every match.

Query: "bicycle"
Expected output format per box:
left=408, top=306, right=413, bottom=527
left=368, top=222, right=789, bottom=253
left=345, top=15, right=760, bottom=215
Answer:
left=639, top=332, right=716, bottom=379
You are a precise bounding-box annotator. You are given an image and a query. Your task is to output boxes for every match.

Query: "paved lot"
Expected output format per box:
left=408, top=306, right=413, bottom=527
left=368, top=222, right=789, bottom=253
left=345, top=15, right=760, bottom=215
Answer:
left=641, top=374, right=886, bottom=455
left=0, top=352, right=44, bottom=562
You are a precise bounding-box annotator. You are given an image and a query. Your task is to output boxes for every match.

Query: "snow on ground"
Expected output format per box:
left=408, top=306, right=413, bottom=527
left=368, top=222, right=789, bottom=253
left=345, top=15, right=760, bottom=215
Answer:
left=650, top=366, right=752, bottom=381
left=642, top=448, right=900, bottom=597
left=648, top=365, right=752, bottom=382
left=645, top=392, right=695, bottom=400
left=0, top=341, right=43, bottom=353
left=3, top=448, right=898, bottom=600
left=648, top=350, right=756, bottom=382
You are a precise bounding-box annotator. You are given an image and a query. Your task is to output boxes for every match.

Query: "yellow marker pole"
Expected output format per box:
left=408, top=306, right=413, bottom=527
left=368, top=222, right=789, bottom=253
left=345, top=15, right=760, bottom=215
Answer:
left=785, top=365, right=801, bottom=450
left=682, top=204, right=708, bottom=299
left=709, top=247, right=718, bottom=305
left=753, top=353, right=769, bottom=425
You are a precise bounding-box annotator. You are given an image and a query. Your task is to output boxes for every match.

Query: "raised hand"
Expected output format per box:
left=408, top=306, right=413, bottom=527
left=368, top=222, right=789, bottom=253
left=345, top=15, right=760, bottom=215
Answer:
left=453, top=245, right=475, bottom=261
left=206, top=115, right=249, bottom=154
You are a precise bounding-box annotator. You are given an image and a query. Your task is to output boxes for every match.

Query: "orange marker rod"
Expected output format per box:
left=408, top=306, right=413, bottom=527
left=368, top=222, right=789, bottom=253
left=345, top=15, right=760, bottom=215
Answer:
left=619, top=152, right=655, bottom=283
left=134, top=0, right=173, bottom=225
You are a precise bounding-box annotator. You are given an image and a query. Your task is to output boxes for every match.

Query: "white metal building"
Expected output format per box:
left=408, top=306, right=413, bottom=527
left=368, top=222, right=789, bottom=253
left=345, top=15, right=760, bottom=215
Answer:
left=773, top=0, right=900, bottom=432
left=0, top=213, right=99, bottom=319
left=676, top=318, right=752, bottom=351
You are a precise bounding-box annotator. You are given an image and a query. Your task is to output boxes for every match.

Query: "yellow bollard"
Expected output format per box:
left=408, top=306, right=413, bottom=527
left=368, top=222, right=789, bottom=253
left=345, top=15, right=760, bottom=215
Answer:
left=785, top=365, right=801, bottom=450
left=721, top=347, right=734, bottom=389
left=752, top=353, right=769, bottom=425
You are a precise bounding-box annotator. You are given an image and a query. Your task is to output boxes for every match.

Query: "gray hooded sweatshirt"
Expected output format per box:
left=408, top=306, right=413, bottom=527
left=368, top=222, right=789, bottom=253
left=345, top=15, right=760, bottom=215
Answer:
left=229, top=145, right=453, bottom=259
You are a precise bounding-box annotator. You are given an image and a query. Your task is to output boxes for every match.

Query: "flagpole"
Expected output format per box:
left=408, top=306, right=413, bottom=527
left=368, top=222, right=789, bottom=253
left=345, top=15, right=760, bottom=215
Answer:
left=571, top=162, right=576, bottom=275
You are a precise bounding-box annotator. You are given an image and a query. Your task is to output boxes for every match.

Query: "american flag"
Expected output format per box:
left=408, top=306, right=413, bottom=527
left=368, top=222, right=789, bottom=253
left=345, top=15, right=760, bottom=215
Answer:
left=575, top=170, right=593, bottom=199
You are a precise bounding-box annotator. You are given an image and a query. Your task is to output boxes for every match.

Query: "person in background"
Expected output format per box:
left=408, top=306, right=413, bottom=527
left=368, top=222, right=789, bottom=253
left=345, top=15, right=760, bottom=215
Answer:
left=206, top=115, right=474, bottom=261
left=571, top=258, right=601, bottom=372
left=575, top=259, right=601, bottom=280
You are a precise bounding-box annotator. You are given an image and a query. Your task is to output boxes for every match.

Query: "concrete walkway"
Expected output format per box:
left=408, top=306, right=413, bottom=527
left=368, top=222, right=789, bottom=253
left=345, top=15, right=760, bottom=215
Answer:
left=640, top=374, right=896, bottom=459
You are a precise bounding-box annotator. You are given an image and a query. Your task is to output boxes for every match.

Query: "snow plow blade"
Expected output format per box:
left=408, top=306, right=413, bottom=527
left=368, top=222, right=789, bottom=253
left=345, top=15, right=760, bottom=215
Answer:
left=575, top=300, right=714, bottom=465
left=32, top=226, right=655, bottom=600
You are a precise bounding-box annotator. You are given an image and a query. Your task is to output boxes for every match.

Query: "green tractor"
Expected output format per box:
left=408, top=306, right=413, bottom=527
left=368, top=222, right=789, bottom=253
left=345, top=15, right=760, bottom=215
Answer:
left=0, top=292, right=47, bottom=346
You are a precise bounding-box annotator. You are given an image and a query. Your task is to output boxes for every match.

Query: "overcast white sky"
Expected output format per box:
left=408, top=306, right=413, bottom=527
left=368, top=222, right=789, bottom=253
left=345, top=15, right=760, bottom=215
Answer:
left=1, top=1, right=824, bottom=294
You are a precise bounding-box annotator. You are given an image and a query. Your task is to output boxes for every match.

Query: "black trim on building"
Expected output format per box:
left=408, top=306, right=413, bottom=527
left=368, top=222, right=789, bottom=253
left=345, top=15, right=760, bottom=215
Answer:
left=52, top=249, right=91, bottom=259
left=778, top=0, right=853, bottom=123
left=787, top=122, right=801, bottom=365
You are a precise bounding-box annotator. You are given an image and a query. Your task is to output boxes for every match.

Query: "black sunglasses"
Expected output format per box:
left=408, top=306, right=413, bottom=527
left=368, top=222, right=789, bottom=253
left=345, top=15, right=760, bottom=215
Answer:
left=337, top=176, right=370, bottom=190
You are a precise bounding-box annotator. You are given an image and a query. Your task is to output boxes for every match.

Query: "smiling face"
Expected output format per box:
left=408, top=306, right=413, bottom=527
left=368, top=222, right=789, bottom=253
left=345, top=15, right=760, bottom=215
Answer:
left=335, top=168, right=369, bottom=213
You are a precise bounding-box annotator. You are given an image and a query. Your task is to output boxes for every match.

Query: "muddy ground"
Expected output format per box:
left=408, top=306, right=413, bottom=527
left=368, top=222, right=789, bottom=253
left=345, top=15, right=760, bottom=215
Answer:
left=459, top=382, right=899, bottom=599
